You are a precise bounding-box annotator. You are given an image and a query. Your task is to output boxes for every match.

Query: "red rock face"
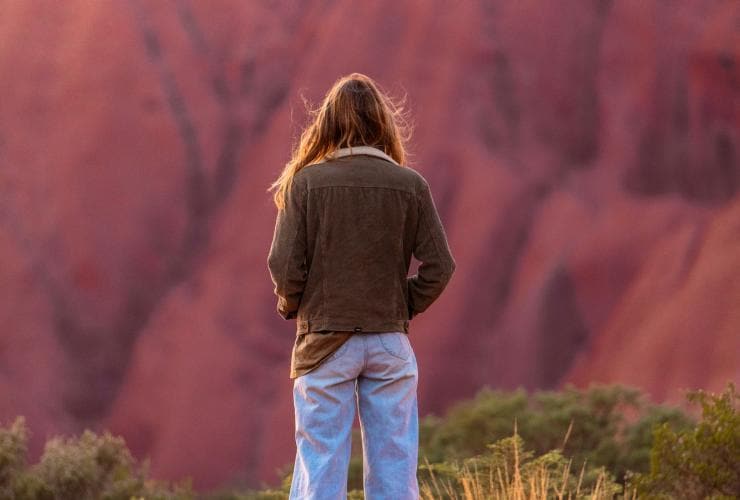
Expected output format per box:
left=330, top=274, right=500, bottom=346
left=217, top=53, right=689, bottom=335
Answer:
left=0, top=0, right=737, bottom=491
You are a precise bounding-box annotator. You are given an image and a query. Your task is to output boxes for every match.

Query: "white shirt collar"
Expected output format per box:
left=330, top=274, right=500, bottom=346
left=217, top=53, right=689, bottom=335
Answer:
left=325, top=145, right=399, bottom=165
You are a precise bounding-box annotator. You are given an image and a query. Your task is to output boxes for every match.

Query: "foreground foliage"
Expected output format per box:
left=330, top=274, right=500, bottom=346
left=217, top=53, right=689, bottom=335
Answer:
left=627, top=382, right=739, bottom=499
left=418, top=428, right=622, bottom=499
left=1, top=382, right=737, bottom=499
left=0, top=418, right=194, bottom=500
left=417, top=383, right=693, bottom=487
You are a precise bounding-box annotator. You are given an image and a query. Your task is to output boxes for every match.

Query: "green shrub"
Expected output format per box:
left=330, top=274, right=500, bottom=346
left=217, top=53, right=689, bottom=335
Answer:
left=628, top=382, right=740, bottom=499
left=417, top=383, right=693, bottom=484
left=0, top=417, right=194, bottom=500
left=0, top=417, right=28, bottom=498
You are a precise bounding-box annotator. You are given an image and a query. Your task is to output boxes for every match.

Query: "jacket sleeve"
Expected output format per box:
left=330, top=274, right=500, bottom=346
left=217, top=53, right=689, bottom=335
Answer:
left=407, top=177, right=456, bottom=319
left=267, top=178, right=308, bottom=320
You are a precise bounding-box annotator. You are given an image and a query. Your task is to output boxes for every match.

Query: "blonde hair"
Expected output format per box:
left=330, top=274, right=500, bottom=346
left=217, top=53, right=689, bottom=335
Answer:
left=268, top=73, right=413, bottom=209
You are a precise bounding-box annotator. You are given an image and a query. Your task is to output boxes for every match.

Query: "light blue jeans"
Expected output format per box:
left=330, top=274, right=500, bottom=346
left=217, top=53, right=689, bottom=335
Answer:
left=289, top=331, right=419, bottom=500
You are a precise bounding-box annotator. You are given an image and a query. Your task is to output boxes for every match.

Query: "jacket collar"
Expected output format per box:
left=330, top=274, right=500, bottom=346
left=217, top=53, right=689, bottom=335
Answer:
left=326, top=145, right=399, bottom=165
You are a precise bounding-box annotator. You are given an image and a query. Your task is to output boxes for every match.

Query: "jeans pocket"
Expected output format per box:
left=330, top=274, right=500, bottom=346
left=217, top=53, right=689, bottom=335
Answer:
left=378, top=332, right=412, bottom=361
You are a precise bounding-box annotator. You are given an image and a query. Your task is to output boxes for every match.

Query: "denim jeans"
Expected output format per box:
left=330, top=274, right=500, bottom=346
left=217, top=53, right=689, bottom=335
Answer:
left=289, top=331, right=419, bottom=500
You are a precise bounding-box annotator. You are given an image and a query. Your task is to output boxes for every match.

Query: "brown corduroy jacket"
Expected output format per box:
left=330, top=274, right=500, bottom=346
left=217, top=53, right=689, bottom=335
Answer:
left=267, top=145, right=456, bottom=335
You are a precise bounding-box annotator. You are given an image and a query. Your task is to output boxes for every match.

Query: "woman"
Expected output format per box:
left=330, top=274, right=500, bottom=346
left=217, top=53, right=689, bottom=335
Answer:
left=267, top=73, right=456, bottom=500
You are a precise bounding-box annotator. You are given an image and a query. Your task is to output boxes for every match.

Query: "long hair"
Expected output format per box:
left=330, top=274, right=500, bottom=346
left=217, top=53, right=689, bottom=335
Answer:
left=268, top=73, right=413, bottom=209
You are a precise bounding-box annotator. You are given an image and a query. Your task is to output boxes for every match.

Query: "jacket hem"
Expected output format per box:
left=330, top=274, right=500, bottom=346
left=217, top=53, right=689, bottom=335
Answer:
left=296, top=318, right=410, bottom=335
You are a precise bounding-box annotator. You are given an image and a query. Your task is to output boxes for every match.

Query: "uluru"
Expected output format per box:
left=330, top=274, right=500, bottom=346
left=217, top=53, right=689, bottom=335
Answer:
left=0, top=0, right=737, bottom=490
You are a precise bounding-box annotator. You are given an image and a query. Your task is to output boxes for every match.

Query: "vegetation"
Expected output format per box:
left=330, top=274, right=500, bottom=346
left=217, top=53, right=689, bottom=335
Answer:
left=416, top=383, right=693, bottom=486
left=627, top=382, right=739, bottom=499
left=418, top=425, right=622, bottom=499
left=1, top=382, right=737, bottom=499
left=0, top=418, right=193, bottom=499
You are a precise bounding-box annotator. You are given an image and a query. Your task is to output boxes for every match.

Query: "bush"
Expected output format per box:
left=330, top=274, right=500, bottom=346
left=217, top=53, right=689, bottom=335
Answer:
left=628, top=382, right=740, bottom=499
left=0, top=417, right=193, bottom=500
left=417, top=383, right=693, bottom=484
left=0, top=417, right=28, bottom=498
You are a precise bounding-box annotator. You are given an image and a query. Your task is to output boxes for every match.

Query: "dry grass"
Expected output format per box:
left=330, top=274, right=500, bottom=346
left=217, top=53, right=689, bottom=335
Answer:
left=419, top=458, right=621, bottom=500
left=418, top=420, right=630, bottom=500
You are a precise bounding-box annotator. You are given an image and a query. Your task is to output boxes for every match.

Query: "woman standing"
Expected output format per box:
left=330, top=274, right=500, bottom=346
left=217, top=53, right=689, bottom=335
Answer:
left=267, top=73, right=456, bottom=500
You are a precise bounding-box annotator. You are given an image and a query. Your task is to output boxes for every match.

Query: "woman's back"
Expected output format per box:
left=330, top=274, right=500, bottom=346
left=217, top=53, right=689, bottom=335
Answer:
left=277, top=145, right=454, bottom=335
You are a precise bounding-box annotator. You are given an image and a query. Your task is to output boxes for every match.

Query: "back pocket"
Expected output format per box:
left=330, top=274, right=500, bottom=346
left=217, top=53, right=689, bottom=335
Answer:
left=377, top=332, right=412, bottom=361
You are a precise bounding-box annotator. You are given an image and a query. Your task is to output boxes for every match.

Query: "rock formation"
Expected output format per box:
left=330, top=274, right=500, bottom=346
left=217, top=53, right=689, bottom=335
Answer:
left=0, top=0, right=737, bottom=490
